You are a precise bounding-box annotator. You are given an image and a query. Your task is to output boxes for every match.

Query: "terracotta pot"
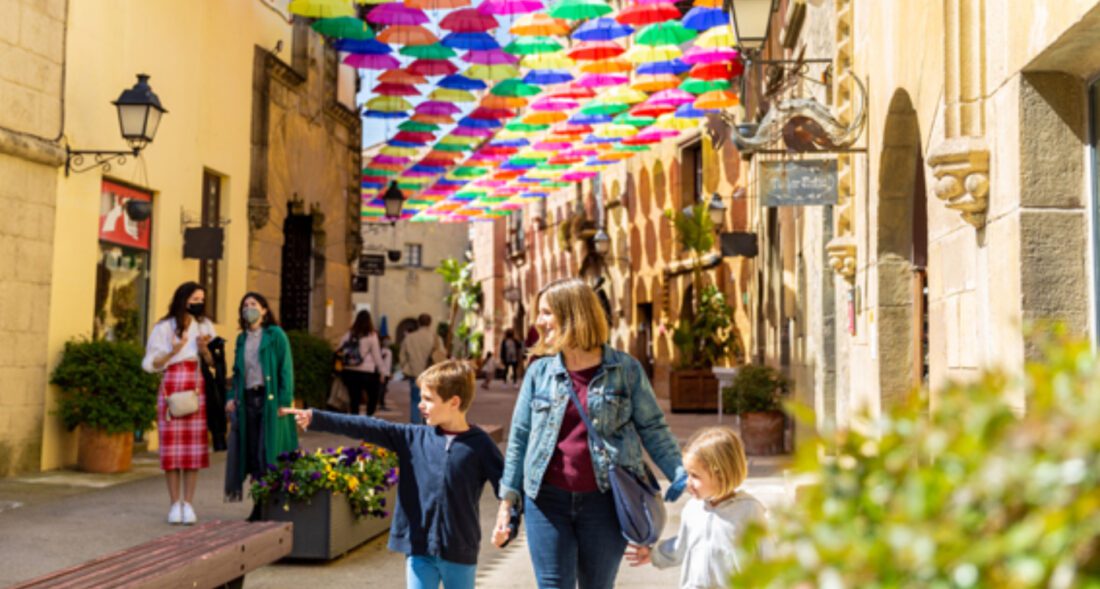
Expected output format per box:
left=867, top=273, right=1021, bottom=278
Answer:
left=77, top=427, right=133, bottom=473
left=740, top=411, right=784, bottom=455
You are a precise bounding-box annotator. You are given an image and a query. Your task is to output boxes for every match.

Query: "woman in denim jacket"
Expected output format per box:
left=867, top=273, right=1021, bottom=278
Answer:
left=493, top=278, right=685, bottom=589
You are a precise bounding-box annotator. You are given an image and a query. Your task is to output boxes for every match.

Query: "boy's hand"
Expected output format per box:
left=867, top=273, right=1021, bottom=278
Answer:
left=279, top=407, right=313, bottom=431
left=492, top=501, right=512, bottom=548
left=625, top=544, right=651, bottom=566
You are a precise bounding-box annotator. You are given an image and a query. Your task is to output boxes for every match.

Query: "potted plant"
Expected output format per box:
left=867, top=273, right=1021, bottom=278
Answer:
left=50, top=338, right=159, bottom=473
left=251, top=443, right=399, bottom=560
left=722, top=364, right=787, bottom=455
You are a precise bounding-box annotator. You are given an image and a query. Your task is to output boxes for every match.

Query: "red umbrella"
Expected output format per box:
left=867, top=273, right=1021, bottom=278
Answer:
left=373, top=82, right=421, bottom=96
left=394, top=131, right=437, bottom=143
left=469, top=107, right=516, bottom=120
left=379, top=69, right=428, bottom=84
left=425, top=150, right=464, bottom=161
left=412, top=113, right=456, bottom=124
left=688, top=61, right=743, bottom=80
left=630, top=102, right=676, bottom=117
left=616, top=2, right=680, bottom=25
left=440, top=8, right=499, bottom=32
left=408, top=59, right=459, bottom=76
left=543, top=83, right=596, bottom=99
left=567, top=41, right=625, bottom=61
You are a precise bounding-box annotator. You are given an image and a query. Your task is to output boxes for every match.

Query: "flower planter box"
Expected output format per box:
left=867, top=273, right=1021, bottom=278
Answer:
left=669, top=369, right=719, bottom=412
left=741, top=410, right=785, bottom=455
left=263, top=487, right=396, bottom=560
left=78, top=427, right=133, bottom=473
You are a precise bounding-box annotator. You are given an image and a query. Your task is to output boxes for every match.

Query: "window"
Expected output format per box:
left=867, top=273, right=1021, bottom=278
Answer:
left=199, top=171, right=222, bottom=321
left=405, top=243, right=423, bottom=267
left=94, top=180, right=152, bottom=344
left=680, top=140, right=703, bottom=209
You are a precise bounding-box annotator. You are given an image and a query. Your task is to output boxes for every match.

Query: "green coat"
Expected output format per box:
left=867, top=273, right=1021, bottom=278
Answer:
left=230, top=325, right=299, bottom=479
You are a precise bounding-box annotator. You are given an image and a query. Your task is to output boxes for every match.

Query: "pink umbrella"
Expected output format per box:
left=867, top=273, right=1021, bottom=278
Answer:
left=368, top=3, right=429, bottom=26
left=682, top=46, right=739, bottom=65
left=344, top=53, right=401, bottom=69
left=373, top=155, right=412, bottom=165
left=534, top=140, right=574, bottom=150
left=635, top=127, right=680, bottom=141
left=562, top=171, right=598, bottom=181
left=531, top=97, right=580, bottom=111
left=477, top=0, right=543, bottom=15
left=561, top=147, right=599, bottom=157
left=416, top=101, right=462, bottom=115
left=463, top=49, right=519, bottom=65
left=453, top=126, right=496, bottom=137
left=440, top=8, right=499, bottom=32
left=648, top=88, right=695, bottom=106
left=476, top=179, right=508, bottom=187
left=577, top=73, right=629, bottom=87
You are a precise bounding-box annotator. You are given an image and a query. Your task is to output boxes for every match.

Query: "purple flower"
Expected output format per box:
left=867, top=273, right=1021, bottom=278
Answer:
left=379, top=498, right=386, bottom=507
left=311, top=472, right=322, bottom=481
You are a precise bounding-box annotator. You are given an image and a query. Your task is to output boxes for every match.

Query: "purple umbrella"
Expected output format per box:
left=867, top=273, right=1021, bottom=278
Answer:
left=373, top=155, right=412, bottom=165
left=648, top=88, right=695, bottom=107
left=367, top=4, right=429, bottom=26
left=463, top=49, right=520, bottom=65
left=415, top=101, right=462, bottom=115
left=577, top=73, right=629, bottom=87
left=344, top=53, right=401, bottom=69
left=477, top=0, right=544, bottom=15
left=682, top=46, right=739, bottom=65
left=453, top=126, right=495, bottom=137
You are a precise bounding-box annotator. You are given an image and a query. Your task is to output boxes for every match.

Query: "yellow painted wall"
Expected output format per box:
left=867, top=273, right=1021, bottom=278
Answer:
left=42, top=1, right=294, bottom=470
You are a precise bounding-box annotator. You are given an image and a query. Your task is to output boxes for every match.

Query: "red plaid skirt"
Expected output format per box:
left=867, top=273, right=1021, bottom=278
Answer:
left=157, top=360, right=209, bottom=470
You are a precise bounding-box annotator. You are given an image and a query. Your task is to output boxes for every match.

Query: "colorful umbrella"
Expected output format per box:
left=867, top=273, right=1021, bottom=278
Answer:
left=334, top=38, right=393, bottom=54
left=439, top=74, right=488, bottom=90
left=463, top=49, right=519, bottom=64
left=441, top=32, right=500, bottom=50
left=629, top=102, right=674, bottom=117
left=636, top=58, right=690, bottom=75
left=510, top=13, right=570, bottom=35
left=522, top=110, right=569, bottom=124
left=580, top=58, right=632, bottom=73
left=492, top=79, right=542, bottom=96
left=656, top=111, right=698, bottom=130
left=344, top=53, right=401, bottom=69
left=367, top=3, right=429, bottom=26
left=600, top=86, right=649, bottom=103
left=624, top=44, right=682, bottom=64
left=380, top=68, right=428, bottom=84
left=613, top=112, right=656, bottom=127
left=374, top=82, right=422, bottom=96
left=524, top=69, right=574, bottom=85
left=440, top=8, right=499, bottom=31
left=577, top=73, right=629, bottom=87
left=288, top=0, right=356, bottom=18
left=477, top=0, right=544, bottom=15
left=572, top=17, right=633, bottom=41
left=380, top=144, right=422, bottom=155
left=688, top=61, right=742, bottom=80
left=505, top=36, right=564, bottom=55
left=312, top=17, right=374, bottom=40
left=405, top=0, right=471, bottom=8
left=466, top=63, right=520, bottom=80
left=363, top=109, right=409, bottom=119
left=616, top=2, right=680, bottom=25
left=580, top=100, right=630, bottom=116
left=647, top=88, right=696, bottom=107
left=469, top=106, right=516, bottom=119
left=400, top=43, right=458, bottom=59
left=548, top=0, right=613, bottom=21
left=568, top=41, right=625, bottom=61
left=632, top=73, right=682, bottom=92
left=521, top=51, right=574, bottom=69
left=635, top=21, right=696, bottom=45
left=416, top=101, right=462, bottom=115
left=530, top=97, right=579, bottom=111
left=377, top=25, right=438, bottom=46
left=481, top=94, right=529, bottom=108
left=680, top=77, right=730, bottom=94
left=694, top=89, right=738, bottom=109
left=694, top=25, right=736, bottom=48
left=682, top=6, right=727, bottom=30
left=430, top=87, right=477, bottom=102
left=408, top=58, right=459, bottom=76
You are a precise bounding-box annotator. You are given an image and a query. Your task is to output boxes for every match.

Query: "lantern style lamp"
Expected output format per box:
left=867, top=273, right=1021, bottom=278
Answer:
left=66, top=74, right=168, bottom=176
left=592, top=228, right=611, bottom=256
left=728, top=0, right=778, bottom=53
left=708, top=192, right=727, bottom=230
left=382, top=181, right=407, bottom=221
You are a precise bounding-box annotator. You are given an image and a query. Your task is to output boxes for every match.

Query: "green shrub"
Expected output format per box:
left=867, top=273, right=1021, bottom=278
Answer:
left=50, top=338, right=159, bottom=434
left=721, top=364, right=787, bottom=414
left=730, top=332, right=1100, bottom=588
left=286, top=330, right=333, bottom=409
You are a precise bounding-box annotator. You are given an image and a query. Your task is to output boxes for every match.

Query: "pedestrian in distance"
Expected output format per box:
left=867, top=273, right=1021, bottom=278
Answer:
left=281, top=360, right=503, bottom=589
left=625, top=427, right=767, bottom=589
left=481, top=352, right=497, bottom=390
left=337, top=310, right=386, bottom=416
left=379, top=335, right=394, bottom=411
left=224, top=292, right=299, bottom=522
left=142, top=281, right=216, bottom=525
left=493, top=278, right=687, bottom=589
left=399, top=313, right=447, bottom=424
left=500, top=328, right=523, bottom=387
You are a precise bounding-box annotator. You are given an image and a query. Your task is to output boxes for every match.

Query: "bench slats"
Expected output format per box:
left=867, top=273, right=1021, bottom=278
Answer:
left=10, top=521, right=293, bottom=589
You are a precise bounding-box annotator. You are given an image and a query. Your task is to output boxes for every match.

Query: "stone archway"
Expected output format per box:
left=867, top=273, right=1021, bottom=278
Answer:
left=875, top=89, right=928, bottom=411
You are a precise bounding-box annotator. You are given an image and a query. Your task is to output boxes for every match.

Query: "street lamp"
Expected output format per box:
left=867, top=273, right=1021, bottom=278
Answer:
left=66, top=74, right=168, bottom=176
left=727, top=0, right=778, bottom=53
left=382, top=181, right=406, bottom=221
left=707, top=192, right=727, bottom=230
left=592, top=228, right=611, bottom=256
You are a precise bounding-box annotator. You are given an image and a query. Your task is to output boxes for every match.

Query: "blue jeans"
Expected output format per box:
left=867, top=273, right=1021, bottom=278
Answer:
left=409, top=381, right=423, bottom=424
left=524, top=485, right=627, bottom=589
left=406, top=555, right=476, bottom=589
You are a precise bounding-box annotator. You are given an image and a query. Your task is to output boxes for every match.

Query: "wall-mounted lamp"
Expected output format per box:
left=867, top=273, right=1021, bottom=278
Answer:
left=707, top=192, right=727, bottom=230
left=592, top=228, right=611, bottom=256
left=382, top=180, right=406, bottom=223
left=727, top=0, right=778, bottom=55
left=66, top=74, right=168, bottom=176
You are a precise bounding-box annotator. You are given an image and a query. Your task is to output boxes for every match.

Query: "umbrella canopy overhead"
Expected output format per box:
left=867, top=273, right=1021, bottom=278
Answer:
left=549, top=0, right=613, bottom=20
left=440, top=8, right=499, bottom=31
left=379, top=68, right=429, bottom=84
left=463, top=48, right=519, bottom=64
left=478, top=0, right=544, bottom=14
left=376, top=25, right=438, bottom=45
left=635, top=21, right=695, bottom=45
left=312, top=17, right=374, bottom=40
left=289, top=0, right=356, bottom=18
left=616, top=2, right=680, bottom=25
left=572, top=17, right=633, bottom=41
left=510, top=12, right=571, bottom=35
left=406, top=0, right=471, bottom=8
left=367, top=3, right=429, bottom=26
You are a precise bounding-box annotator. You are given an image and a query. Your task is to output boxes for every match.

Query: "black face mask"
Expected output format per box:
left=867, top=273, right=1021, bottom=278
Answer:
left=187, top=302, right=205, bottom=317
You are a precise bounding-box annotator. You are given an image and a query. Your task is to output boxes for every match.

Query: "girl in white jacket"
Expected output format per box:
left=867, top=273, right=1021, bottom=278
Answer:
left=625, top=427, right=766, bottom=589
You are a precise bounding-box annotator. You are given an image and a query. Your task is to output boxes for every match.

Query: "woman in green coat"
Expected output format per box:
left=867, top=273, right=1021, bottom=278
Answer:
left=225, top=291, right=299, bottom=520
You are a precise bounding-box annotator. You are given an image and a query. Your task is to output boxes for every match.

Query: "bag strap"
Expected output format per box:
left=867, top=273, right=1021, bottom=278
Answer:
left=561, top=371, right=609, bottom=455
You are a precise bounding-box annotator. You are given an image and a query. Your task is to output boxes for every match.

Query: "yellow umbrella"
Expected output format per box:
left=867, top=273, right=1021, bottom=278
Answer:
left=380, top=146, right=421, bottom=157
left=366, top=95, right=413, bottom=112
left=521, top=51, right=575, bottom=70
left=290, top=0, right=356, bottom=17
left=580, top=58, right=632, bottom=74
left=624, top=44, right=682, bottom=64
left=695, top=89, right=739, bottom=110
left=466, top=63, right=521, bottom=81
left=599, top=86, right=649, bottom=104
left=632, top=74, right=682, bottom=93
left=595, top=124, right=639, bottom=138
left=599, top=151, right=636, bottom=161
left=526, top=169, right=564, bottom=179
left=510, top=13, right=571, bottom=36
left=694, top=26, right=736, bottom=48
left=496, top=129, right=538, bottom=140
left=693, top=0, right=722, bottom=6
left=439, top=135, right=482, bottom=146
left=523, top=110, right=569, bottom=125
left=430, top=88, right=477, bottom=102
left=482, top=94, right=529, bottom=109
left=656, top=112, right=698, bottom=131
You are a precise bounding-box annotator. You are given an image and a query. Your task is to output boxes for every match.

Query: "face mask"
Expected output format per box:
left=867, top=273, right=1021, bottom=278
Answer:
left=187, top=302, right=205, bottom=317
left=242, top=307, right=262, bottom=325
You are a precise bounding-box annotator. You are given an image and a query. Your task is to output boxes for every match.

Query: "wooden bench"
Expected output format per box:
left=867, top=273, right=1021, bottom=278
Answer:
left=11, top=520, right=293, bottom=589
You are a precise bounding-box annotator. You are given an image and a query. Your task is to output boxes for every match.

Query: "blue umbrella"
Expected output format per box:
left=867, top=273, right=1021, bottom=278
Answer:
left=333, top=38, right=393, bottom=54
left=521, top=191, right=549, bottom=198
left=570, top=112, right=614, bottom=125
left=676, top=103, right=712, bottom=118
left=583, top=135, right=620, bottom=144
left=361, top=181, right=385, bottom=188
left=523, top=69, right=574, bottom=85
left=387, top=139, right=423, bottom=147
left=411, top=165, right=448, bottom=174
left=458, top=116, right=502, bottom=129
left=492, top=138, right=530, bottom=147
left=363, top=110, right=408, bottom=119
left=441, top=32, right=500, bottom=50
left=439, top=74, right=488, bottom=90
left=437, top=178, right=467, bottom=186
left=636, top=58, right=690, bottom=76
left=501, top=161, right=536, bottom=170
left=573, top=17, right=634, bottom=41
left=379, top=316, right=389, bottom=339
left=682, top=7, right=728, bottom=31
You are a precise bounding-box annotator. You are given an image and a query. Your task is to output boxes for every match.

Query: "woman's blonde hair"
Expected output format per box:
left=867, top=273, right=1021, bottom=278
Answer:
left=684, top=426, right=748, bottom=498
left=532, top=278, right=609, bottom=356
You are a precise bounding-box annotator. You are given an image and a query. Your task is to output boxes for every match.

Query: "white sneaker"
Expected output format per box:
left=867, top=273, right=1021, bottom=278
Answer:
left=181, top=502, right=197, bottom=525
left=167, top=502, right=182, bottom=524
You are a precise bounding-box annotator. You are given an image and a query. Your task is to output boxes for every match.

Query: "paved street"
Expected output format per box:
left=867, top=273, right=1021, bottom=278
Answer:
left=0, top=379, right=791, bottom=588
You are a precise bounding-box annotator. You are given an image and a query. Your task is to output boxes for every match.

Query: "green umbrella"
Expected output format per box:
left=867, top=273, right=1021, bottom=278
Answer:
left=435, top=143, right=472, bottom=152
left=542, top=181, right=572, bottom=188
left=506, top=121, right=550, bottom=132
left=635, top=22, right=695, bottom=46
left=408, top=198, right=437, bottom=205
left=400, top=43, right=457, bottom=59
left=362, top=167, right=399, bottom=176
left=362, top=210, right=384, bottom=217
left=492, top=79, right=542, bottom=97
left=477, top=196, right=510, bottom=204
left=312, top=17, right=375, bottom=40
left=398, top=182, right=426, bottom=190
left=617, top=144, right=651, bottom=152
left=509, top=157, right=545, bottom=166
left=455, top=190, right=487, bottom=198
left=453, top=167, right=489, bottom=178
left=680, top=78, right=731, bottom=94
left=504, top=36, right=564, bottom=55
left=536, top=162, right=571, bottom=170
left=614, top=113, right=656, bottom=127
left=548, top=0, right=612, bottom=21
left=399, top=120, right=441, bottom=132
left=579, top=101, right=629, bottom=116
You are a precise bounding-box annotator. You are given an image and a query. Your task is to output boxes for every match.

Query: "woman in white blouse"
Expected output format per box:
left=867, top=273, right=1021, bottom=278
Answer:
left=337, top=310, right=385, bottom=416
left=142, top=281, right=216, bottom=525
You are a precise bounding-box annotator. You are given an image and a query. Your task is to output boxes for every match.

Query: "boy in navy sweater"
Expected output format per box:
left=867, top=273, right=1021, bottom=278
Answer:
left=281, top=360, right=503, bottom=589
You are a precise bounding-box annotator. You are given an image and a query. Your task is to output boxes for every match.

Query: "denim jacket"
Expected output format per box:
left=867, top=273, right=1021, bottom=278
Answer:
left=500, top=345, right=685, bottom=502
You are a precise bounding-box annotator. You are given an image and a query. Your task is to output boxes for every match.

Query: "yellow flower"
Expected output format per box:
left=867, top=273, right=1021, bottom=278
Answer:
left=288, top=483, right=299, bottom=493
left=328, top=471, right=337, bottom=482
left=346, top=476, right=359, bottom=491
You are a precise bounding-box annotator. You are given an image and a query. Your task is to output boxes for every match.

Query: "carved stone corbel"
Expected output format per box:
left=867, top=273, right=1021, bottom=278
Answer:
left=826, top=236, right=857, bottom=281
left=248, top=196, right=271, bottom=231
left=927, top=137, right=989, bottom=228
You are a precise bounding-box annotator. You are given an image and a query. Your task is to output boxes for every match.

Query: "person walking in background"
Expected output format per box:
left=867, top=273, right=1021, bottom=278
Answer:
left=399, top=313, right=445, bottom=424
left=379, top=335, right=394, bottom=411
left=281, top=361, right=503, bottom=589
left=481, top=352, right=498, bottom=390
left=500, top=329, right=522, bottom=387
left=626, top=427, right=767, bottom=589
left=492, top=278, right=686, bottom=589
left=224, top=292, right=299, bottom=522
left=142, top=281, right=216, bottom=525
left=338, top=310, right=385, bottom=417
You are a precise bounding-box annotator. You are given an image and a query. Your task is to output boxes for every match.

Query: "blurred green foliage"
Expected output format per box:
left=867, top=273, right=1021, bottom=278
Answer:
left=730, top=331, right=1100, bottom=588
left=722, top=364, right=788, bottom=414
left=50, top=338, right=159, bottom=434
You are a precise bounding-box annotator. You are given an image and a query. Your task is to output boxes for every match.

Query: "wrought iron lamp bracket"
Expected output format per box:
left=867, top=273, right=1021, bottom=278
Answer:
left=65, top=146, right=139, bottom=177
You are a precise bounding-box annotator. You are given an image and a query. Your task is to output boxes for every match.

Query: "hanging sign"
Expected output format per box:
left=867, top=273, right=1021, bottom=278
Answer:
left=759, top=159, right=838, bottom=206
left=359, top=254, right=386, bottom=276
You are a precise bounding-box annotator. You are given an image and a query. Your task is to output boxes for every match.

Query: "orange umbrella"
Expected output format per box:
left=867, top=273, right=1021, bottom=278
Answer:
left=694, top=89, right=739, bottom=110
left=510, top=13, right=570, bottom=36
left=693, top=0, right=722, bottom=6
left=412, top=113, right=456, bottom=124
left=632, top=74, right=682, bottom=92
left=522, top=110, right=568, bottom=124
left=379, top=68, right=428, bottom=84
left=481, top=94, right=529, bottom=109
left=377, top=25, right=438, bottom=46
left=405, top=0, right=470, bottom=8
left=580, top=58, right=632, bottom=74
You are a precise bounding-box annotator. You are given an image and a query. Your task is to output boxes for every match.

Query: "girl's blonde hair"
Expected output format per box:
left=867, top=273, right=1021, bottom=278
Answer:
left=532, top=278, right=609, bottom=356
left=684, top=426, right=748, bottom=498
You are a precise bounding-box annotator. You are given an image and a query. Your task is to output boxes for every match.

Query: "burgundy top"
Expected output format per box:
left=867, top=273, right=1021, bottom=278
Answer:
left=543, top=364, right=601, bottom=493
